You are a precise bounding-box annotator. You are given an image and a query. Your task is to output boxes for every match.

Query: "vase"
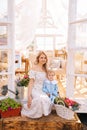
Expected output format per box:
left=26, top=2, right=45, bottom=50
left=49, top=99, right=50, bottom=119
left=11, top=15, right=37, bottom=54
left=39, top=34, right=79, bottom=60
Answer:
left=16, top=86, right=24, bottom=100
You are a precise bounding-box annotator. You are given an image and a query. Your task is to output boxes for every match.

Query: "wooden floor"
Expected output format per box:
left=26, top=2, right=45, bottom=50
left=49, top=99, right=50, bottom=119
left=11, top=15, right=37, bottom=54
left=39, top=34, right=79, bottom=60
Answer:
left=0, top=110, right=83, bottom=130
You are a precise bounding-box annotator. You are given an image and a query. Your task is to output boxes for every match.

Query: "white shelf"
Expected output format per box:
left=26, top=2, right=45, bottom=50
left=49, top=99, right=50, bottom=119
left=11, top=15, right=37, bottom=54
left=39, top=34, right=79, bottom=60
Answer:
left=68, top=73, right=87, bottom=78
left=0, top=21, right=12, bottom=26
left=0, top=72, right=12, bottom=75
left=0, top=45, right=12, bottom=50
left=70, top=18, right=87, bottom=25
left=68, top=47, right=87, bottom=51
left=74, top=74, right=87, bottom=78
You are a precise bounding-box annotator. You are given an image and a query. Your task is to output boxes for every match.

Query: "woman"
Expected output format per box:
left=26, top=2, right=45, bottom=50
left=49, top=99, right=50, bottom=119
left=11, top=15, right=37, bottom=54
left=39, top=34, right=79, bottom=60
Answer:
left=21, top=51, right=52, bottom=118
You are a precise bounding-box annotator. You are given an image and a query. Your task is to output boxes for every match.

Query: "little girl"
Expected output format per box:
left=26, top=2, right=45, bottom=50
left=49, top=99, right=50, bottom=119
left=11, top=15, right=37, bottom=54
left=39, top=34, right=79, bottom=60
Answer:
left=42, top=69, right=59, bottom=103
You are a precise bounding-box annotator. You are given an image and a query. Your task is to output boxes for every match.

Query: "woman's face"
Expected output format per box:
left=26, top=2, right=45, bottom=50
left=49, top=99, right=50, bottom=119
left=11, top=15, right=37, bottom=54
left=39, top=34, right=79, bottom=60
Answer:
left=38, top=54, right=47, bottom=65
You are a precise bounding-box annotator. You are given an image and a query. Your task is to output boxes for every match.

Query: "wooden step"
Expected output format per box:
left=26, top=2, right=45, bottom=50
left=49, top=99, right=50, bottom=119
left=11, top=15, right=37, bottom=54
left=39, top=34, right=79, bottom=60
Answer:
left=0, top=110, right=83, bottom=130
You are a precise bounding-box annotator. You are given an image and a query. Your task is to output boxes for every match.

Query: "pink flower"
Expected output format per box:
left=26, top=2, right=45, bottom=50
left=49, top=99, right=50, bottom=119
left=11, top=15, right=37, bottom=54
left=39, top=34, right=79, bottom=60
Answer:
left=24, top=75, right=29, bottom=79
left=8, top=107, right=12, bottom=110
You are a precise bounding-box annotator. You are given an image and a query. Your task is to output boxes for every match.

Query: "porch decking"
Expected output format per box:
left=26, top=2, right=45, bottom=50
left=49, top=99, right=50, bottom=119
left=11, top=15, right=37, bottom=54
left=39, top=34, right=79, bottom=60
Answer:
left=0, top=110, right=82, bottom=130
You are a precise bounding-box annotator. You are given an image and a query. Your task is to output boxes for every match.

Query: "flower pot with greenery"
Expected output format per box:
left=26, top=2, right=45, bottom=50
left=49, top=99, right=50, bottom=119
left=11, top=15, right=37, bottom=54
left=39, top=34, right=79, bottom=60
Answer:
left=0, top=97, right=22, bottom=118
left=15, top=75, right=29, bottom=99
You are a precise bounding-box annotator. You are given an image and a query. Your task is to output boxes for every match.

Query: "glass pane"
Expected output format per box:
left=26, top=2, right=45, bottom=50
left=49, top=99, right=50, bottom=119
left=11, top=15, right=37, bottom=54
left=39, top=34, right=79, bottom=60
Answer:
left=55, top=36, right=66, bottom=50
left=0, top=50, right=8, bottom=72
left=74, top=77, right=87, bottom=98
left=45, top=37, right=53, bottom=50
left=0, top=0, right=8, bottom=20
left=77, top=0, right=87, bottom=19
left=75, top=51, right=83, bottom=73
left=0, top=26, right=8, bottom=45
left=75, top=51, right=87, bottom=73
left=76, top=22, right=87, bottom=48
left=36, top=37, right=53, bottom=50
left=36, top=37, right=44, bottom=50
left=0, top=75, right=8, bottom=96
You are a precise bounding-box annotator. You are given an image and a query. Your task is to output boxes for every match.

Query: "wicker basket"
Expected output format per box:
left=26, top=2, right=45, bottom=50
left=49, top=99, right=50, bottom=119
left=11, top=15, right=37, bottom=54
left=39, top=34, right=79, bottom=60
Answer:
left=54, top=104, right=74, bottom=120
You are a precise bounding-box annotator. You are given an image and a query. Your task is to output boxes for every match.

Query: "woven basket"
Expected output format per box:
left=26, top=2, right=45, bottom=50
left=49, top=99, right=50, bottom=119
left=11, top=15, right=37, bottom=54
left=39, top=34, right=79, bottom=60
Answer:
left=54, top=104, right=74, bottom=120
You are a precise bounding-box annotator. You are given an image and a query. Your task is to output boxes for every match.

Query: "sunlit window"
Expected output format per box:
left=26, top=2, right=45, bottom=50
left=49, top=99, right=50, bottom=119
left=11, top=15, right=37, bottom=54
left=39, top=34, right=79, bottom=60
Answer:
left=0, top=26, right=7, bottom=45
left=36, top=37, right=53, bottom=50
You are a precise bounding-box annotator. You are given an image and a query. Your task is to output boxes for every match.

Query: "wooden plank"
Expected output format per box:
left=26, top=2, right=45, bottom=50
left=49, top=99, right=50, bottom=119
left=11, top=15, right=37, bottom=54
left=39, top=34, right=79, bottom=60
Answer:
left=0, top=119, right=3, bottom=130
left=2, top=111, right=83, bottom=130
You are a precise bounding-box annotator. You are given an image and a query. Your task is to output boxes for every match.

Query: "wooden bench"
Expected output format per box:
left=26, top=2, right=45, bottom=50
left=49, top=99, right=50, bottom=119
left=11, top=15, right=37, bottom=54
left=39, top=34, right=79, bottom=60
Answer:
left=0, top=110, right=83, bottom=130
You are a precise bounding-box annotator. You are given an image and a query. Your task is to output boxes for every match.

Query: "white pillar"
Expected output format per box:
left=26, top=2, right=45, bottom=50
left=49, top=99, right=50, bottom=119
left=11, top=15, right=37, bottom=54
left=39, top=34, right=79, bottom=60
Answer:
left=8, top=0, right=15, bottom=97
left=66, top=0, right=77, bottom=98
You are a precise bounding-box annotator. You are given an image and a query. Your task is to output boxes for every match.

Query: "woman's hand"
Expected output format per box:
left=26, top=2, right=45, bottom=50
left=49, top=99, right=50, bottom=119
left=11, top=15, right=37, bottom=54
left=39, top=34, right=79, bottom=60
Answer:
left=27, top=96, right=32, bottom=108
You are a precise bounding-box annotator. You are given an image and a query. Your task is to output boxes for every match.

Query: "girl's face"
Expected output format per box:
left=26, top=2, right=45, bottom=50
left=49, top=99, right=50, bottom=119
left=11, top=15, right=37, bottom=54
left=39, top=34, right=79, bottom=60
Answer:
left=47, top=72, right=55, bottom=81
left=38, top=54, right=47, bottom=65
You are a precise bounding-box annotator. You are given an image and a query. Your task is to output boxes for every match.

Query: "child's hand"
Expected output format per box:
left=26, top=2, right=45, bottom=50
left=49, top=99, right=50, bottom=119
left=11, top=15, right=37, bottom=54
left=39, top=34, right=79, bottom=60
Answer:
left=46, top=93, right=50, bottom=97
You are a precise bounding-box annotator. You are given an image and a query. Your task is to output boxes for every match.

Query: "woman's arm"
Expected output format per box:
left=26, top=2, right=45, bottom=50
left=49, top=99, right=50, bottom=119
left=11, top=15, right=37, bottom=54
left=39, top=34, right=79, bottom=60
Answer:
left=27, top=78, right=34, bottom=108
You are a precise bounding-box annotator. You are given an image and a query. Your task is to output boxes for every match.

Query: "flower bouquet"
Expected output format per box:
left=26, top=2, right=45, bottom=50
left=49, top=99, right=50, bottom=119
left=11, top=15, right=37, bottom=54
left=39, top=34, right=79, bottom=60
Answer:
left=64, top=97, right=80, bottom=111
left=0, top=97, right=22, bottom=118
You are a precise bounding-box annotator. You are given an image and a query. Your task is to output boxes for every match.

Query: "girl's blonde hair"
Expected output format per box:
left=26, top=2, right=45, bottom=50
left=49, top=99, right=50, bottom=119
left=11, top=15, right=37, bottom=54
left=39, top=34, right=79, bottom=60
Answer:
left=35, top=51, right=48, bottom=72
left=47, top=69, right=55, bottom=75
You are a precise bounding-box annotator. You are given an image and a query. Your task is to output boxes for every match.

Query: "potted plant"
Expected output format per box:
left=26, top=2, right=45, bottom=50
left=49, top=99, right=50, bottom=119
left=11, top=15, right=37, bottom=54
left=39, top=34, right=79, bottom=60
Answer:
left=15, top=75, right=29, bottom=99
left=16, top=75, right=29, bottom=87
left=0, top=97, right=22, bottom=118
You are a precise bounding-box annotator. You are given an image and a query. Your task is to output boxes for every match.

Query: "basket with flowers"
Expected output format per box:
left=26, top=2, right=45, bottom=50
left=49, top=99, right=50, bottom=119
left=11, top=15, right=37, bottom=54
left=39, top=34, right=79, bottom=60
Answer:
left=54, top=97, right=80, bottom=119
left=54, top=97, right=80, bottom=111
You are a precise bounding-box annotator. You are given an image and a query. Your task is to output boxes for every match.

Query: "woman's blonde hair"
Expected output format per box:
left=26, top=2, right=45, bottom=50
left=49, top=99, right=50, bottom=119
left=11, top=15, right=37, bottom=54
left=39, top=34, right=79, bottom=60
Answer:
left=35, top=51, right=48, bottom=72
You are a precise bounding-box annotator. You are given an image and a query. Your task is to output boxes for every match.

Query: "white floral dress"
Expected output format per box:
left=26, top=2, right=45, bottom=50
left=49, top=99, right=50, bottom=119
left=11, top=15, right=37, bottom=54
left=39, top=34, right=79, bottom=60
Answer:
left=21, top=70, right=52, bottom=118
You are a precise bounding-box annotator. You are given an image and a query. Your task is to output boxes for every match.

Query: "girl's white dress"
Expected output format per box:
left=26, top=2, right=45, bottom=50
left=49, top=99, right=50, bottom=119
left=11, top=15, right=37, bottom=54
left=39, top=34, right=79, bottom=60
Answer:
left=21, top=70, right=52, bottom=118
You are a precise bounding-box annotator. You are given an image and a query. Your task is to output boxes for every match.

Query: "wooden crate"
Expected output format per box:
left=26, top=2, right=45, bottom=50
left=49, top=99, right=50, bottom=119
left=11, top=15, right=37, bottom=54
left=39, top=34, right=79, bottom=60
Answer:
left=0, top=119, right=2, bottom=130
left=1, top=110, right=83, bottom=130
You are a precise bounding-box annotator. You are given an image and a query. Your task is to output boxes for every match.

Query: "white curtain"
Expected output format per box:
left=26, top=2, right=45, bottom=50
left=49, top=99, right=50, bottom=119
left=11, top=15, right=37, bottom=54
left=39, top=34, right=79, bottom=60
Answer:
left=15, top=0, right=87, bottom=51
left=15, top=0, right=42, bottom=50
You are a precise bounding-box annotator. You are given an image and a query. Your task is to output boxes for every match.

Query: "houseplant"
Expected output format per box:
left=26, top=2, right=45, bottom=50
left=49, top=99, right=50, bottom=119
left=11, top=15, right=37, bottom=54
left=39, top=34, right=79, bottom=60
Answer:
left=15, top=75, right=29, bottom=99
left=0, top=97, right=22, bottom=118
left=16, top=75, right=29, bottom=87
